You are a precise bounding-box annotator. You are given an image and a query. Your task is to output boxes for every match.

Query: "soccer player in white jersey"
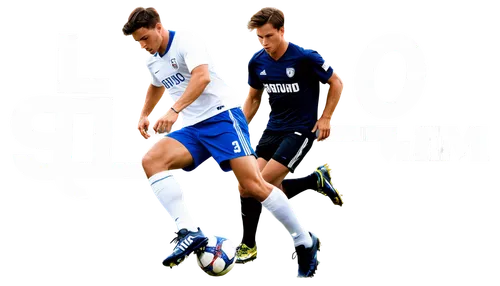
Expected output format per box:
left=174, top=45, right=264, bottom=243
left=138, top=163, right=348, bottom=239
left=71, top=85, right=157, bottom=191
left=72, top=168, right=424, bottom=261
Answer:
left=122, top=7, right=320, bottom=277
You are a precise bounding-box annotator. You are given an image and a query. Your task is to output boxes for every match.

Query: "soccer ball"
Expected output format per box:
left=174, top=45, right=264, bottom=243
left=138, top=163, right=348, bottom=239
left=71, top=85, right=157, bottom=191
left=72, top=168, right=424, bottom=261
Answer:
left=196, top=235, right=236, bottom=276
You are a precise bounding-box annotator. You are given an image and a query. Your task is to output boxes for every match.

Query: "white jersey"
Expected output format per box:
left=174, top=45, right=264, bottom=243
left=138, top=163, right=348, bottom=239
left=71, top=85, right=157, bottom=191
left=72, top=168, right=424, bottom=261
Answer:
left=147, top=30, right=237, bottom=127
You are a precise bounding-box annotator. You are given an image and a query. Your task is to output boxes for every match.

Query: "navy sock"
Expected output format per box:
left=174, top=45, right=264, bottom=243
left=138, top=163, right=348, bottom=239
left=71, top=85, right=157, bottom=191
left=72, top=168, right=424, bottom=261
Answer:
left=282, top=173, right=318, bottom=199
left=240, top=196, right=262, bottom=248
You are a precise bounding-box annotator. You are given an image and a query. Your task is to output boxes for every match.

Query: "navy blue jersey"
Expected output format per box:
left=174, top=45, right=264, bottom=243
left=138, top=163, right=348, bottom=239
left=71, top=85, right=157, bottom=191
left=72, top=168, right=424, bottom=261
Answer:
left=248, top=42, right=333, bottom=133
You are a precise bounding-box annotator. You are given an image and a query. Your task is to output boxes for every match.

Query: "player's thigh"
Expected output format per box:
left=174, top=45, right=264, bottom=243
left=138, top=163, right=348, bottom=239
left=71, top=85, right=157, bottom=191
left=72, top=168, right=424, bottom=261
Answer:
left=257, top=157, right=268, bottom=172
left=141, top=136, right=193, bottom=170
left=229, top=156, right=266, bottom=193
left=273, top=132, right=314, bottom=172
left=260, top=159, right=290, bottom=187
left=168, top=127, right=212, bottom=172
left=142, top=128, right=209, bottom=170
left=237, top=157, right=268, bottom=194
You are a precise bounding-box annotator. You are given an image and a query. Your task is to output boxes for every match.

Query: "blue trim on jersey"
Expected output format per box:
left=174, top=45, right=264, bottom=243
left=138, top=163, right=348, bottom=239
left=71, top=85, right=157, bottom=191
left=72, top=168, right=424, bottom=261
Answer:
left=158, top=30, right=176, bottom=57
left=162, top=29, right=175, bottom=57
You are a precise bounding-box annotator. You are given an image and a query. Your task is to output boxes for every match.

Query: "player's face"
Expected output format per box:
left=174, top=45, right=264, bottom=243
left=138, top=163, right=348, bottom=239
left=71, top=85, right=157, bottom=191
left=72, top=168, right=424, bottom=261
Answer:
left=132, top=25, right=163, bottom=54
left=256, top=23, right=284, bottom=55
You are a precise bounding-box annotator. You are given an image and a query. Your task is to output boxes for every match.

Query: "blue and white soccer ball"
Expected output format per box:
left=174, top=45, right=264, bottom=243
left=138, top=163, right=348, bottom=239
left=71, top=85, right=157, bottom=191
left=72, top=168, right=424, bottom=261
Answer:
left=196, top=235, right=236, bottom=276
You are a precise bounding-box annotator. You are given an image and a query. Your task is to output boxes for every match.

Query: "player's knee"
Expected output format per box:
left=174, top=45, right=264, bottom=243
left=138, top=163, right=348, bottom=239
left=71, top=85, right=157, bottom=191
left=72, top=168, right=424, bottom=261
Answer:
left=238, top=184, right=251, bottom=198
left=142, top=153, right=153, bottom=170
left=239, top=178, right=265, bottom=198
left=239, top=187, right=254, bottom=198
left=141, top=152, right=156, bottom=174
left=142, top=149, right=177, bottom=177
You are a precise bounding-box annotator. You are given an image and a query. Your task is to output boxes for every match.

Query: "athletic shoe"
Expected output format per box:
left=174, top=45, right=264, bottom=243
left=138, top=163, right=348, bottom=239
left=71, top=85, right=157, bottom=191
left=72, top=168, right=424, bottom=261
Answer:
left=162, top=227, right=209, bottom=268
left=294, top=232, right=321, bottom=277
left=315, top=164, right=343, bottom=206
left=235, top=243, right=257, bottom=264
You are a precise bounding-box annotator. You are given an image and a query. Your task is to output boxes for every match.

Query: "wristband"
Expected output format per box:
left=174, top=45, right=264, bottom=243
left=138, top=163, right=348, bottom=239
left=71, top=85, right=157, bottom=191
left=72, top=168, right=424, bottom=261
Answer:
left=171, top=107, right=179, bottom=114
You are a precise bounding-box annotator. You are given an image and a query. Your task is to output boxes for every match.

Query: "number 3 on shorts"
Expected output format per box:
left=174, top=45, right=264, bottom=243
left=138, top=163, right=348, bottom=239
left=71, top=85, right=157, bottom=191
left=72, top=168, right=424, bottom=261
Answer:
left=232, top=141, right=241, bottom=153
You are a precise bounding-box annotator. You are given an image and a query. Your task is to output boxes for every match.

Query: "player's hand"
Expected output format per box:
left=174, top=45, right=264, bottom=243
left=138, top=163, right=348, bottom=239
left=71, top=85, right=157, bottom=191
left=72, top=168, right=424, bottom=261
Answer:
left=138, top=116, right=150, bottom=139
left=153, top=108, right=179, bottom=134
left=312, top=116, right=331, bottom=141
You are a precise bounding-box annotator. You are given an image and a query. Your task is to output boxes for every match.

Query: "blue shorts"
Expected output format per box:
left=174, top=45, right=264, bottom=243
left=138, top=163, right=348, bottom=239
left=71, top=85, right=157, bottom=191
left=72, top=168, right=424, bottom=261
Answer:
left=167, top=107, right=256, bottom=172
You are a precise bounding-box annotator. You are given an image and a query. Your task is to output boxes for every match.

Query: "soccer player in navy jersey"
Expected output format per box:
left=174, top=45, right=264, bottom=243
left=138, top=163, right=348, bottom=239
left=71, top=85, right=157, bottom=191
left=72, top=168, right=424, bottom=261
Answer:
left=235, top=8, right=344, bottom=272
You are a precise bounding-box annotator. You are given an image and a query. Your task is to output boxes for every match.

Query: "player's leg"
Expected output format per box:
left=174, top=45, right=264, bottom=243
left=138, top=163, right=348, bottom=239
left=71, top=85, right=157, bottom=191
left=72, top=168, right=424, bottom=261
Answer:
left=238, top=132, right=342, bottom=265
left=199, top=108, right=320, bottom=276
left=237, top=130, right=285, bottom=262
left=230, top=156, right=320, bottom=277
left=237, top=157, right=267, bottom=263
left=236, top=157, right=291, bottom=263
left=271, top=131, right=343, bottom=206
left=236, top=158, right=300, bottom=265
left=282, top=164, right=343, bottom=205
left=142, top=137, right=197, bottom=232
left=236, top=131, right=340, bottom=274
left=239, top=130, right=342, bottom=204
left=260, top=159, right=333, bottom=276
left=142, top=131, right=211, bottom=268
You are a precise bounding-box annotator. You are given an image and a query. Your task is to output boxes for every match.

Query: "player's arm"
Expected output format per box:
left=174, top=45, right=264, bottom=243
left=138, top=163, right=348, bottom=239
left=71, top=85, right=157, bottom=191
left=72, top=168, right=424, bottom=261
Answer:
left=242, top=87, right=264, bottom=124
left=139, top=84, right=165, bottom=118
left=321, top=71, right=345, bottom=120
left=171, top=64, right=210, bottom=112
left=170, top=32, right=212, bottom=113
left=243, top=54, right=264, bottom=124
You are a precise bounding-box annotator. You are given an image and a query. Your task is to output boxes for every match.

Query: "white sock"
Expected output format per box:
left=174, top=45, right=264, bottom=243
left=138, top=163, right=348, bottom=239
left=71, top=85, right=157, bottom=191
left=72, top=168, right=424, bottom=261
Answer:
left=149, top=171, right=198, bottom=232
left=261, top=187, right=312, bottom=248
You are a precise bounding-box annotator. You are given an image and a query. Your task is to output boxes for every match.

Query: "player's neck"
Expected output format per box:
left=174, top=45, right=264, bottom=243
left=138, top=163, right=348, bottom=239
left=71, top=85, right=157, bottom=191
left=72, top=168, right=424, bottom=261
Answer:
left=269, top=41, right=289, bottom=61
left=157, top=30, right=170, bottom=56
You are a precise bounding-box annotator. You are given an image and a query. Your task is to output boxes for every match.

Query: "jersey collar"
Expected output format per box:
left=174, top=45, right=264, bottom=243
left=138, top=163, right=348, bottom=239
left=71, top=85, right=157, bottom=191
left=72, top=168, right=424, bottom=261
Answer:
left=156, top=30, right=176, bottom=57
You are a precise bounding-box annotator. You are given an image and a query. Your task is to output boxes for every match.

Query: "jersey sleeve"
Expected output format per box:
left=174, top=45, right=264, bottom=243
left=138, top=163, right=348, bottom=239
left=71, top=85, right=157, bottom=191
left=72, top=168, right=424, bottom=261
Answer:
left=179, top=33, right=210, bottom=73
left=248, top=59, right=263, bottom=89
left=305, top=50, right=334, bottom=84
left=150, top=71, right=163, bottom=87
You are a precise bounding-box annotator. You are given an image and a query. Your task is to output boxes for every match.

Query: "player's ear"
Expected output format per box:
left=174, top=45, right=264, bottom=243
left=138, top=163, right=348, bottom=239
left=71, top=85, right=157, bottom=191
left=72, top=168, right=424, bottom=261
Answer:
left=279, top=26, right=285, bottom=36
left=155, top=23, right=162, bottom=33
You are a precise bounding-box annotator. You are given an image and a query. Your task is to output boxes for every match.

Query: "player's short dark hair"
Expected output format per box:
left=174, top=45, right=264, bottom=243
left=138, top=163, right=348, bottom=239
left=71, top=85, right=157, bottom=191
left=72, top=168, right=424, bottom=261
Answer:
left=122, top=7, right=161, bottom=35
left=247, top=7, right=285, bottom=31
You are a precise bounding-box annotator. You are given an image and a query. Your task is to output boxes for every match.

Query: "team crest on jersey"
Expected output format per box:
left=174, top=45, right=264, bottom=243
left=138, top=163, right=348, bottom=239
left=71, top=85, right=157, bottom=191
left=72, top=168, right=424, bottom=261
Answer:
left=286, top=67, right=295, bottom=78
left=171, top=58, right=179, bottom=69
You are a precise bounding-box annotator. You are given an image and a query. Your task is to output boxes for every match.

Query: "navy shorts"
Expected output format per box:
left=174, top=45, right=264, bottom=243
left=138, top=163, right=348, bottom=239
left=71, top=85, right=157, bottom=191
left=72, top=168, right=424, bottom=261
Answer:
left=255, top=129, right=316, bottom=173
left=167, top=107, right=255, bottom=172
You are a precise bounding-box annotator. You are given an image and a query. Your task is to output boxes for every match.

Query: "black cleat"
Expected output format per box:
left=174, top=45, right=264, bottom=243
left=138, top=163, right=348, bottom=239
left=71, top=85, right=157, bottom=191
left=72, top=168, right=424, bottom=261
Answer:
left=315, top=164, right=343, bottom=206
left=294, top=232, right=321, bottom=278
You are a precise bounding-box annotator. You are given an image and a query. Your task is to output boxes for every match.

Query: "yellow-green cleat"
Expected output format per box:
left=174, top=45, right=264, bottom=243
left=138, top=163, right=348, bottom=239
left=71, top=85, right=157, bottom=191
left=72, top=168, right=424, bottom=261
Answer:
left=315, top=164, right=343, bottom=206
left=235, top=243, right=257, bottom=264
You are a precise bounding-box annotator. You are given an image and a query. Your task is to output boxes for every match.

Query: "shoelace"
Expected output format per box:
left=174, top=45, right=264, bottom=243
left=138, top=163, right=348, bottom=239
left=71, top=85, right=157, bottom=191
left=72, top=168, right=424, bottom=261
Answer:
left=168, top=232, right=184, bottom=249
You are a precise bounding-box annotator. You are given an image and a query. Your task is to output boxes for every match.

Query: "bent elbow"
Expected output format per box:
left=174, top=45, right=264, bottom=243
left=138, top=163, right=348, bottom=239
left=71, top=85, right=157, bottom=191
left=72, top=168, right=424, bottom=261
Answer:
left=201, top=74, right=211, bottom=87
